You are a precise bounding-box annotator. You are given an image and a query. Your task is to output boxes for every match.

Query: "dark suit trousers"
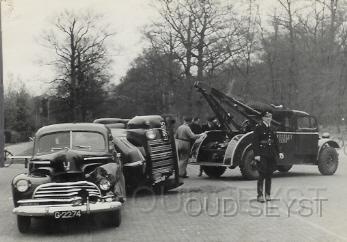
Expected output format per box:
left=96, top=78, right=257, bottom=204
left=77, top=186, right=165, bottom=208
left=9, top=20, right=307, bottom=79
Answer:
left=257, top=156, right=275, bottom=197
left=257, top=172, right=272, bottom=197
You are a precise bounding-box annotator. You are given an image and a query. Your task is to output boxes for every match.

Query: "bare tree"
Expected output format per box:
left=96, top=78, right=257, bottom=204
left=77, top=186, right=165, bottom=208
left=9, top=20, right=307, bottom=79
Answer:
left=42, top=10, right=114, bottom=121
left=276, top=0, right=301, bottom=107
left=146, top=0, right=245, bottom=112
left=259, top=11, right=282, bottom=104
left=231, top=0, right=260, bottom=100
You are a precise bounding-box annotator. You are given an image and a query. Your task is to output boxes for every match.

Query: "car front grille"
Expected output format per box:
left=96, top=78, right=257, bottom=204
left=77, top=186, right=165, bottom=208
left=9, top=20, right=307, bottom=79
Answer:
left=33, top=181, right=101, bottom=201
left=148, top=139, right=175, bottom=181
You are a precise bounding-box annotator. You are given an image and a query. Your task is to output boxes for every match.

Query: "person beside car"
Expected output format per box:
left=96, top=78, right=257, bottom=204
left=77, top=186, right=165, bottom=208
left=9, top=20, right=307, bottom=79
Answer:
left=190, top=117, right=203, bottom=134
left=175, top=116, right=201, bottom=178
left=253, top=110, right=284, bottom=203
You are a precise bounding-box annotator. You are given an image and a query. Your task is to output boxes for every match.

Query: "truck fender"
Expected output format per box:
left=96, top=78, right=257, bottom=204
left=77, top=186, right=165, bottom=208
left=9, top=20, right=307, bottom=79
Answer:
left=222, top=134, right=245, bottom=165
left=317, top=139, right=340, bottom=161
left=188, top=132, right=209, bottom=163
left=223, top=132, right=253, bottom=167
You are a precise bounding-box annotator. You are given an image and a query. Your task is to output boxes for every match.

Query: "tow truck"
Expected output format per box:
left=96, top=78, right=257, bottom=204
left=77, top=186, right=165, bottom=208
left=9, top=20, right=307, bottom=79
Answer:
left=189, top=82, right=339, bottom=179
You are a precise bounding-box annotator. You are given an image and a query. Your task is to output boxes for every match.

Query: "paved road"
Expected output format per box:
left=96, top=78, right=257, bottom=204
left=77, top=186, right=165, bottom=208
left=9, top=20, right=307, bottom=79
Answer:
left=1, top=146, right=347, bottom=242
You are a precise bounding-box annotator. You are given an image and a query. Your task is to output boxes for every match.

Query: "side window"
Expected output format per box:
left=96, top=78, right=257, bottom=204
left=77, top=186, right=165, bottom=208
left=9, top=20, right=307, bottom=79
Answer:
left=297, top=117, right=310, bottom=129
left=310, top=117, right=318, bottom=129
left=297, top=116, right=318, bottom=132
left=272, top=114, right=292, bottom=131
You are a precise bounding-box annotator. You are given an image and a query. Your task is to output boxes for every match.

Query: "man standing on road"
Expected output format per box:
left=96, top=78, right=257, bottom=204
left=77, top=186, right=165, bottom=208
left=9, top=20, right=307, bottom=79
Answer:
left=252, top=111, right=284, bottom=202
left=175, top=116, right=201, bottom=178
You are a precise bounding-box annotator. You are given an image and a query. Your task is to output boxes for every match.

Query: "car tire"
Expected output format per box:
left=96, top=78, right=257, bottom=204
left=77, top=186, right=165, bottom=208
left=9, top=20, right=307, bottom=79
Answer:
left=277, top=165, right=293, bottom=172
left=17, top=215, right=31, bottom=233
left=240, top=149, right=259, bottom=180
left=202, top=166, right=226, bottom=178
left=103, top=210, right=121, bottom=227
left=318, top=146, right=338, bottom=175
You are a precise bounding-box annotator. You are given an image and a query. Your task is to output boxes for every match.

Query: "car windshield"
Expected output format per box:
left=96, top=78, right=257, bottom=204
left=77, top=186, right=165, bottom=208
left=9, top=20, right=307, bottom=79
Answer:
left=35, top=131, right=106, bottom=154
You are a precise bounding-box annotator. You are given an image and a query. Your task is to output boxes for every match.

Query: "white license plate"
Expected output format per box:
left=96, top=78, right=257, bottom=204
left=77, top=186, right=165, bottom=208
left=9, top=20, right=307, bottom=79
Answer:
left=54, top=210, right=82, bottom=219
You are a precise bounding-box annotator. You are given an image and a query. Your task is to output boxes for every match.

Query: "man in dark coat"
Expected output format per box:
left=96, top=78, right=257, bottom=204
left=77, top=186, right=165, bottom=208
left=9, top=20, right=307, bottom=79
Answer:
left=201, top=116, right=219, bottom=131
left=190, top=117, right=203, bottom=135
left=252, top=111, right=284, bottom=202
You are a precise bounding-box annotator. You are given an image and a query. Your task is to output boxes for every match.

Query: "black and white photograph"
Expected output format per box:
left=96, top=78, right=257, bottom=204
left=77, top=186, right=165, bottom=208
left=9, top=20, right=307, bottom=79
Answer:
left=1, top=0, right=347, bottom=241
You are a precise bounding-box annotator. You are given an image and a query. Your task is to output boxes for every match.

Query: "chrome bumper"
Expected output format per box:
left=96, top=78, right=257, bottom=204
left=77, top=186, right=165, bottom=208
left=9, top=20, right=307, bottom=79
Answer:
left=13, top=201, right=122, bottom=217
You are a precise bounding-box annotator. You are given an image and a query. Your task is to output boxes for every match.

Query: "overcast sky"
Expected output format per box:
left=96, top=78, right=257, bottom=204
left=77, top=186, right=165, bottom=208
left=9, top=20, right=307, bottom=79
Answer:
left=2, top=0, right=158, bottom=94
left=2, top=0, right=279, bottom=95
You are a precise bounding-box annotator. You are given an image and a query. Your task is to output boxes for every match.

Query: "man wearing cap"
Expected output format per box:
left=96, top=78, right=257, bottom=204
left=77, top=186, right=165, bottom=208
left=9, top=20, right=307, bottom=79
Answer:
left=175, top=116, right=201, bottom=178
left=252, top=111, right=284, bottom=202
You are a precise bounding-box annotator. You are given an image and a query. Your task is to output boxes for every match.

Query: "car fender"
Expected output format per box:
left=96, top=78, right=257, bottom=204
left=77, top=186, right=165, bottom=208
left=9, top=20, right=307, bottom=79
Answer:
left=317, top=138, right=340, bottom=161
left=12, top=173, right=51, bottom=207
left=113, top=137, right=146, bottom=167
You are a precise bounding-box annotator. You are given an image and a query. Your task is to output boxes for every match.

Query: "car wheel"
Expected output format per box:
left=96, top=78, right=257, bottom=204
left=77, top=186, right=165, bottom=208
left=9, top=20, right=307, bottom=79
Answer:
left=318, top=146, right=338, bottom=175
left=277, top=165, right=293, bottom=172
left=103, top=210, right=121, bottom=227
left=240, top=149, right=259, bottom=180
left=17, top=215, right=31, bottom=233
left=202, top=166, right=226, bottom=178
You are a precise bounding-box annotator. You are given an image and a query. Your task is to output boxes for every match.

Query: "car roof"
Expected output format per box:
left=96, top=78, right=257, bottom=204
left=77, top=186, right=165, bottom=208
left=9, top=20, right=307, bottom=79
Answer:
left=35, top=123, right=110, bottom=137
left=93, top=118, right=130, bottom=124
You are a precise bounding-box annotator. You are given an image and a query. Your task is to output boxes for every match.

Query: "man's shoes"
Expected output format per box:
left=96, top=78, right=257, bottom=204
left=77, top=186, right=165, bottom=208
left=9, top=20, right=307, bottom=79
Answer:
left=179, top=175, right=189, bottom=178
left=198, top=167, right=203, bottom=177
left=265, top=195, right=271, bottom=201
left=257, top=196, right=265, bottom=203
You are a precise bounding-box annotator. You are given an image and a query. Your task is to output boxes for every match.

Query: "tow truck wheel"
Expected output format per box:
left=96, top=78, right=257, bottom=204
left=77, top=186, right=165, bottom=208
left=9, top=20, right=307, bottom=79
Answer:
left=277, top=165, right=293, bottom=172
left=17, top=215, right=31, bottom=233
left=318, top=146, right=338, bottom=175
left=240, top=149, right=259, bottom=180
left=202, top=166, right=226, bottom=178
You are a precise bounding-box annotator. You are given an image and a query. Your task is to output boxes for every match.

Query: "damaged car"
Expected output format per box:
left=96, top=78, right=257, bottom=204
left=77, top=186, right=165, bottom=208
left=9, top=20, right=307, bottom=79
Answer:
left=11, top=123, right=126, bottom=233
left=94, top=115, right=182, bottom=192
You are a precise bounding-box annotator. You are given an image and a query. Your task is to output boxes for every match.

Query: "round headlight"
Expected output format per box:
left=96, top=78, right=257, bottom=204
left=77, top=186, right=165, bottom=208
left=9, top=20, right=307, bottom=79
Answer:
left=146, top=129, right=156, bottom=140
left=16, top=179, right=30, bottom=193
left=99, top=178, right=111, bottom=191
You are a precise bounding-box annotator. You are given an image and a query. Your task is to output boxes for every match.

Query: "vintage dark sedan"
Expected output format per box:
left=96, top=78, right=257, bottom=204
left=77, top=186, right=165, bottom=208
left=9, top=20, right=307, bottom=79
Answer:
left=11, top=123, right=126, bottom=233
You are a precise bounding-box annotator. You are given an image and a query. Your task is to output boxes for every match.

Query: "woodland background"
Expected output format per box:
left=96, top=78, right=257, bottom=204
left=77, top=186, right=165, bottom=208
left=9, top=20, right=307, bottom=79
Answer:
left=5, top=0, right=347, bottom=142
